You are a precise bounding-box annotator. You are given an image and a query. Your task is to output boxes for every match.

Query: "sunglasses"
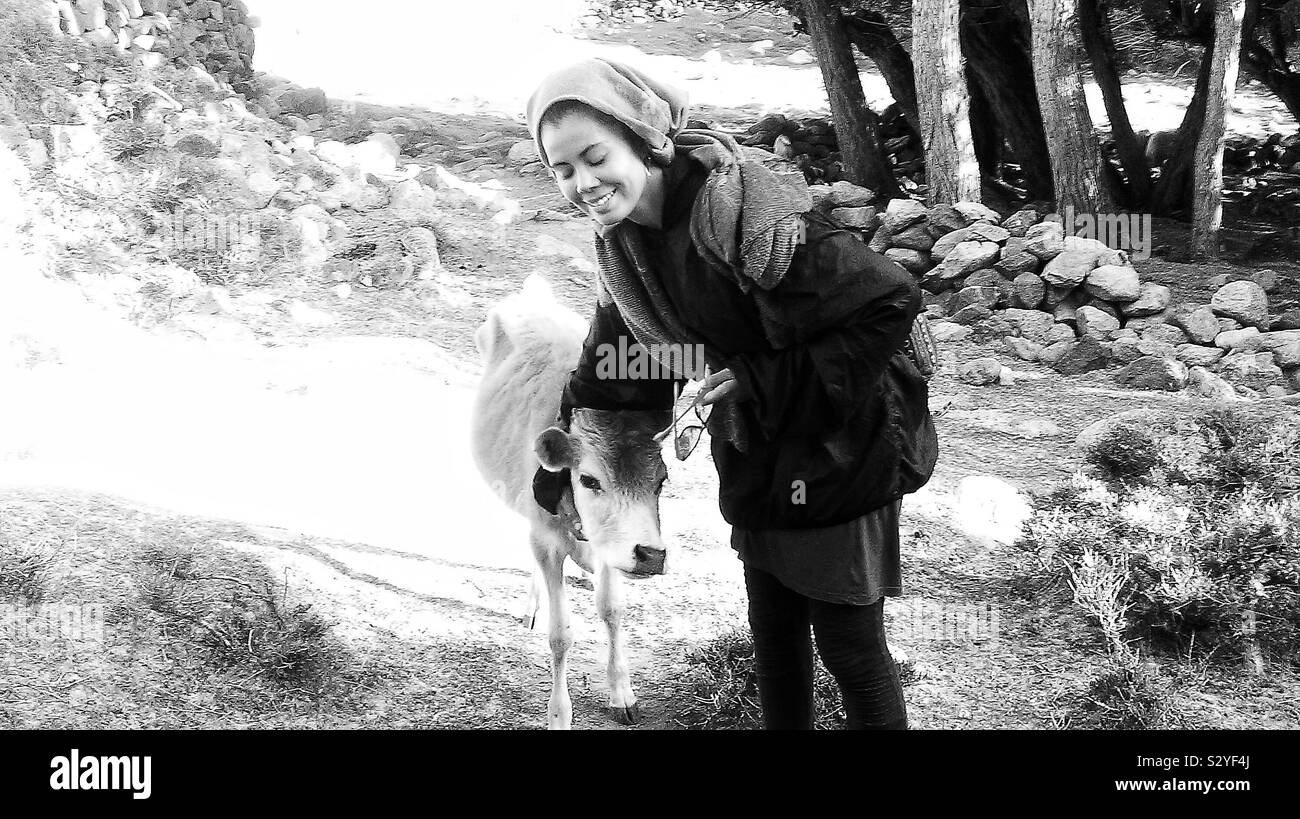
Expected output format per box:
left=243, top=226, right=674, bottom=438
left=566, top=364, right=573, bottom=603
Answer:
left=664, top=380, right=713, bottom=461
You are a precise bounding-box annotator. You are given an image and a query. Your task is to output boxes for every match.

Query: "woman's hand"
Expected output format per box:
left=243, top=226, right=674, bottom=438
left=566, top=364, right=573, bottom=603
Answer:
left=698, top=367, right=751, bottom=405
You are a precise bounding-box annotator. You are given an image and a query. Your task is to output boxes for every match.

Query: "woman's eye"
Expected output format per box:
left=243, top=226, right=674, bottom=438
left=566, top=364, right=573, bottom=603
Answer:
left=579, top=474, right=602, bottom=492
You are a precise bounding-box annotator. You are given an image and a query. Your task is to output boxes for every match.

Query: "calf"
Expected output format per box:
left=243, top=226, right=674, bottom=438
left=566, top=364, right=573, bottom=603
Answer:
left=470, top=275, right=670, bottom=729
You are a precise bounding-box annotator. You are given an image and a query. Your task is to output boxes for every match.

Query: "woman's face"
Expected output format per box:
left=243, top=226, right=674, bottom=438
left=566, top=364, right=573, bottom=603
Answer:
left=540, top=109, right=652, bottom=227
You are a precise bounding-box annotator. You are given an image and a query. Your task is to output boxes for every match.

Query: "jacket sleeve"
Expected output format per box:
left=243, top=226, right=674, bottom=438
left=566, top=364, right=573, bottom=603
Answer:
left=724, top=226, right=921, bottom=439
left=558, top=296, right=679, bottom=426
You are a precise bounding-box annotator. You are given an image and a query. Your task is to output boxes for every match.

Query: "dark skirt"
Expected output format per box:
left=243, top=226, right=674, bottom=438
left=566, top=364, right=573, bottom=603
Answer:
left=730, top=500, right=903, bottom=606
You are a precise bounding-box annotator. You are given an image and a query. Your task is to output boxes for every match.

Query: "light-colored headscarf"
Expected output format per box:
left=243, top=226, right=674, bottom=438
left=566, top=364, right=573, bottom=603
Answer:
left=525, top=57, right=689, bottom=168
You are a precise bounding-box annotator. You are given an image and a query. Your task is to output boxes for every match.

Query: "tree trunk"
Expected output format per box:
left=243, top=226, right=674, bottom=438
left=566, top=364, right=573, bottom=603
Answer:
left=1240, top=0, right=1300, bottom=124
left=800, top=0, right=901, bottom=197
left=842, top=8, right=920, bottom=138
left=961, top=1, right=1055, bottom=200
left=1031, top=0, right=1116, bottom=213
left=1078, top=0, right=1152, bottom=207
left=1193, top=0, right=1248, bottom=257
left=1149, top=54, right=1215, bottom=216
left=913, top=0, right=981, bottom=203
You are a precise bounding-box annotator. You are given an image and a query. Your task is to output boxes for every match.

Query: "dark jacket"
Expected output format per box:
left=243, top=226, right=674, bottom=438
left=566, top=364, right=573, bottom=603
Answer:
left=549, top=155, right=937, bottom=530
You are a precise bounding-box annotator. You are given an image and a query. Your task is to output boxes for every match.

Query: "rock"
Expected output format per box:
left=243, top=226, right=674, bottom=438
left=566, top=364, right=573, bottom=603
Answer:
left=1051, top=337, right=1109, bottom=374
left=1024, top=221, right=1065, bottom=260
left=1273, top=309, right=1300, bottom=331
left=1259, top=330, right=1300, bottom=351
left=1010, top=272, right=1046, bottom=309
left=995, top=249, right=1040, bottom=278
left=1141, top=324, right=1189, bottom=346
left=1076, top=305, right=1120, bottom=338
left=1210, top=280, right=1270, bottom=330
left=964, top=268, right=1005, bottom=289
left=953, top=201, right=1001, bottom=224
left=288, top=300, right=335, bottom=326
left=507, top=140, right=538, bottom=166
left=1111, top=328, right=1139, bottom=340
left=881, top=198, right=928, bottom=234
left=1083, top=264, right=1141, bottom=302
left=952, top=304, right=994, bottom=325
left=388, top=179, right=440, bottom=219
left=1218, top=317, right=1243, bottom=333
left=1187, top=366, right=1239, bottom=401
left=1218, top=351, right=1285, bottom=392
left=1124, top=313, right=1170, bottom=333
left=883, top=247, right=930, bottom=274
left=353, top=133, right=401, bottom=175
left=1175, top=344, right=1226, bottom=367
left=931, top=321, right=972, bottom=343
left=926, top=203, right=967, bottom=236
left=827, top=181, right=875, bottom=208
left=1000, top=208, right=1042, bottom=237
left=173, top=134, right=219, bottom=157
left=1272, top=340, right=1300, bottom=369
left=829, top=206, right=879, bottom=231
left=1170, top=305, right=1220, bottom=345
left=1004, top=336, right=1043, bottom=362
left=931, top=222, right=1010, bottom=260
left=890, top=223, right=935, bottom=253
left=1251, top=268, right=1279, bottom=293
left=1045, top=323, right=1076, bottom=345
left=1136, top=339, right=1178, bottom=359
left=1083, top=298, right=1120, bottom=319
left=1041, top=246, right=1102, bottom=287
left=1053, top=300, right=1078, bottom=327
left=1000, top=308, right=1055, bottom=342
left=959, top=357, right=1004, bottom=386
left=786, top=49, right=814, bottom=65
left=1120, top=283, right=1171, bottom=317
left=1115, top=356, right=1188, bottom=391
left=1287, top=367, right=1300, bottom=392
left=399, top=226, right=441, bottom=279
left=1108, top=337, right=1145, bottom=365
left=953, top=286, right=999, bottom=312
left=1038, top=340, right=1071, bottom=366
left=278, top=87, right=328, bottom=117
left=938, top=241, right=1000, bottom=279
left=1214, top=326, right=1264, bottom=352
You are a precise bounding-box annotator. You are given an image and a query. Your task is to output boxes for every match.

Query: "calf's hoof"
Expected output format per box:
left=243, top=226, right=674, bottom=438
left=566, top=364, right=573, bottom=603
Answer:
left=608, top=701, right=642, bottom=725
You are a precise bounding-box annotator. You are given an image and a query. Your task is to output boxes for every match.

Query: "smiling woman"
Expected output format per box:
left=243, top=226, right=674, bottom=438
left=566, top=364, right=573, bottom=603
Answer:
left=522, top=57, right=938, bottom=731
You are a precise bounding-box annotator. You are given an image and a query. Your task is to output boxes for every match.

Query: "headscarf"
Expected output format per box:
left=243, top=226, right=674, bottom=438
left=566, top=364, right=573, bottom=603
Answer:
left=525, top=57, right=689, bottom=167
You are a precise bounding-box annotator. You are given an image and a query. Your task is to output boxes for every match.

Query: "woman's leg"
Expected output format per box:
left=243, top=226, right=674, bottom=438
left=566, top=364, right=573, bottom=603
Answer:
left=743, top=564, right=815, bottom=730
left=809, top=598, right=908, bottom=730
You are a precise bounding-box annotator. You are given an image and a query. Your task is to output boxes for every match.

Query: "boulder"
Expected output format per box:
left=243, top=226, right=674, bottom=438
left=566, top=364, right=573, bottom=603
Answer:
left=1051, top=337, right=1109, bottom=374
left=881, top=198, right=927, bottom=234
left=1115, top=356, right=1188, bottom=391
left=1003, top=336, right=1043, bottom=362
left=1214, top=326, right=1265, bottom=352
left=1083, top=264, right=1141, bottom=302
left=952, top=304, right=994, bottom=325
left=890, top=223, right=935, bottom=252
left=953, top=201, right=1001, bottom=224
left=1076, top=305, right=1120, bottom=338
left=1000, top=208, right=1042, bottom=237
left=1187, top=366, right=1239, bottom=401
left=926, top=203, right=967, bottom=236
left=883, top=247, right=930, bottom=274
left=827, top=181, right=875, bottom=208
left=931, top=321, right=973, bottom=343
left=1170, top=304, right=1221, bottom=345
left=959, top=357, right=1005, bottom=386
left=1041, top=246, right=1102, bottom=287
left=1001, top=308, right=1055, bottom=342
left=938, top=241, right=1000, bottom=279
left=1024, top=221, right=1064, bottom=260
left=1175, top=344, right=1226, bottom=367
left=1210, top=280, right=1270, bottom=330
left=953, top=286, right=1000, bottom=312
left=1141, top=324, right=1189, bottom=346
left=830, top=206, right=879, bottom=231
left=1010, top=272, right=1046, bottom=309
left=1045, top=323, right=1077, bottom=345
left=1120, top=283, right=1171, bottom=317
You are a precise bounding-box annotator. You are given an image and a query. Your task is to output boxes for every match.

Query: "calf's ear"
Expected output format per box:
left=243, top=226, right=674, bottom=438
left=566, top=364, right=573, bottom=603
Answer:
left=535, top=427, right=577, bottom=471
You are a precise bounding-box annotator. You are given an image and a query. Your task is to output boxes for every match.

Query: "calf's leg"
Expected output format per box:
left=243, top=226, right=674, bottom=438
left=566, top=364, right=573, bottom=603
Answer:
left=596, top=564, right=640, bottom=724
left=533, top=535, right=573, bottom=730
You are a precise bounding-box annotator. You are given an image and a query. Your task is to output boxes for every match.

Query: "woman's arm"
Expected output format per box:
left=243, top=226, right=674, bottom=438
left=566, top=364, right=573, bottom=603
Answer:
left=722, top=225, right=922, bottom=439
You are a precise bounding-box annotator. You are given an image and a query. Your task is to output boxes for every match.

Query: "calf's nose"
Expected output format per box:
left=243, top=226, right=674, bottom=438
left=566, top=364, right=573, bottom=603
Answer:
left=633, top=544, right=667, bottom=575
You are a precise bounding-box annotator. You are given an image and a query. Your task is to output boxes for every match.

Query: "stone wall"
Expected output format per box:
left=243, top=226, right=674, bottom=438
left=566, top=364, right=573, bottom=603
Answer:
left=806, top=184, right=1300, bottom=398
left=46, top=0, right=256, bottom=91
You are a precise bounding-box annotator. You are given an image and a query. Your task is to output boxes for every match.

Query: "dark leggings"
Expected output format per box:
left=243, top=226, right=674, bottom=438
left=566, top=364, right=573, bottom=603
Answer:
left=744, top=564, right=907, bottom=730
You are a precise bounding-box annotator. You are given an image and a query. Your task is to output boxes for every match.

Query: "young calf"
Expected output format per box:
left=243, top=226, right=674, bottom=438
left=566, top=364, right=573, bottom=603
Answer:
left=470, top=275, right=670, bottom=729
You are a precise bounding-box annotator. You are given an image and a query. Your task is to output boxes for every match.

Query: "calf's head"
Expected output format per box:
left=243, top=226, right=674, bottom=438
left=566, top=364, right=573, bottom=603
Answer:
left=535, top=408, right=670, bottom=577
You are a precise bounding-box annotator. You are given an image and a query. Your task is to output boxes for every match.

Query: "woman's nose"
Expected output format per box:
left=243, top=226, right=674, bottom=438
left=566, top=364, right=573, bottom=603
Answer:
left=573, top=165, right=597, bottom=192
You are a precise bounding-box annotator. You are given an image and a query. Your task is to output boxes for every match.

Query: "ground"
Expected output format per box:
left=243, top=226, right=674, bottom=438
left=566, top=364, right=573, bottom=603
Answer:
left=0, top=1, right=1297, bottom=731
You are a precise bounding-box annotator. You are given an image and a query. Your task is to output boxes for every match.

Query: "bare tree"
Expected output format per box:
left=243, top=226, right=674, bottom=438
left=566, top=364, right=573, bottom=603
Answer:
left=800, top=0, right=901, bottom=197
left=1193, top=0, right=1249, bottom=257
left=1078, top=0, right=1151, bottom=206
left=913, top=0, right=980, bottom=203
left=1030, top=0, right=1116, bottom=213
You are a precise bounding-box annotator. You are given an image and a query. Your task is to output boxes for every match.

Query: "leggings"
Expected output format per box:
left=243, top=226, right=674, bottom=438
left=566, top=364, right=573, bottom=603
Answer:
left=744, top=564, right=907, bottom=730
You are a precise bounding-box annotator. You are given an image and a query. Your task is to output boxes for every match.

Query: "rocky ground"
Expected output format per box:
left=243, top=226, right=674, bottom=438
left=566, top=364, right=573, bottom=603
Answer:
left=1, top=0, right=1298, bottom=730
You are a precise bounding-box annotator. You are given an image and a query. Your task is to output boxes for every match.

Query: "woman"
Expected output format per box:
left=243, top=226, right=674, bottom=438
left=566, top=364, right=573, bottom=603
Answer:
left=525, top=58, right=937, bottom=729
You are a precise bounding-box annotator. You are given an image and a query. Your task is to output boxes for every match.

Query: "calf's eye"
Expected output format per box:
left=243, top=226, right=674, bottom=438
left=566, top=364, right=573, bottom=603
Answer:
left=578, top=474, right=602, bottom=492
